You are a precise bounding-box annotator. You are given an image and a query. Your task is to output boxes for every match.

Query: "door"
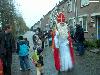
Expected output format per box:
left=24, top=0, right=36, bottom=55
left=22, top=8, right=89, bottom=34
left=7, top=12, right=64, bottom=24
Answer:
left=97, top=17, right=100, bottom=39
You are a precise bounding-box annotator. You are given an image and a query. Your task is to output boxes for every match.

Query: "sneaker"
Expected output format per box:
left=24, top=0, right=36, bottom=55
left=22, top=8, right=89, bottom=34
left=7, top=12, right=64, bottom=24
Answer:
left=41, top=73, right=43, bottom=75
left=76, top=53, right=80, bottom=56
left=20, top=68, right=25, bottom=71
left=20, top=68, right=22, bottom=71
left=27, top=68, right=31, bottom=71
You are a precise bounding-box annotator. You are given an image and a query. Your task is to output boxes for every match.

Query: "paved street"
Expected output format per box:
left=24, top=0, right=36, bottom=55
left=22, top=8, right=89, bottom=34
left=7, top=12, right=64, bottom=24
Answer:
left=1, top=0, right=100, bottom=75
left=43, top=47, right=58, bottom=75
left=12, top=31, right=37, bottom=75
left=43, top=46, right=100, bottom=75
left=11, top=31, right=100, bottom=75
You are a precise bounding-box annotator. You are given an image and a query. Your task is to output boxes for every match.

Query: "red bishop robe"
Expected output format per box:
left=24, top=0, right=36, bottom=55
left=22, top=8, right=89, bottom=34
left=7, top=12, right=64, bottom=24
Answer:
left=53, top=12, right=74, bottom=71
left=52, top=30, right=60, bottom=71
left=53, top=31, right=75, bottom=71
left=68, top=31, right=75, bottom=64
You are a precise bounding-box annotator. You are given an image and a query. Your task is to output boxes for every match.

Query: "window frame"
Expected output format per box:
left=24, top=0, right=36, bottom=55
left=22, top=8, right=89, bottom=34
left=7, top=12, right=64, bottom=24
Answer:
left=78, top=16, right=88, bottom=32
left=81, top=0, right=89, bottom=7
left=67, top=0, right=73, bottom=12
left=68, top=18, right=76, bottom=29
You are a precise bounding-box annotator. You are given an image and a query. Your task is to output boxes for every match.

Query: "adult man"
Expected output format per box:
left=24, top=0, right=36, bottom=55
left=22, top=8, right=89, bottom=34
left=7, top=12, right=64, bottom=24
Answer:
left=0, top=24, right=16, bottom=75
left=54, top=12, right=74, bottom=71
left=36, top=28, right=45, bottom=49
left=32, top=34, right=37, bottom=47
left=48, top=29, right=52, bottom=47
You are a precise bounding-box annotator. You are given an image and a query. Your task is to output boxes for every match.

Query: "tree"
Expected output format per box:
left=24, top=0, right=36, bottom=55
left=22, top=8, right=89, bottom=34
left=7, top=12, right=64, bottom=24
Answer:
left=0, top=0, right=29, bottom=37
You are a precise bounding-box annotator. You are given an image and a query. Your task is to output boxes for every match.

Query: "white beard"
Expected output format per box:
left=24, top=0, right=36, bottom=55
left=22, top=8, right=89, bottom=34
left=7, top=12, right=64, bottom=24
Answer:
left=57, top=23, right=68, bottom=39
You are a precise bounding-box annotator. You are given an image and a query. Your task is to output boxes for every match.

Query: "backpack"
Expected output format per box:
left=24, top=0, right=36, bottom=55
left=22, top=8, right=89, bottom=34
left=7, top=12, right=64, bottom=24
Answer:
left=19, top=44, right=29, bottom=56
left=32, top=50, right=39, bottom=63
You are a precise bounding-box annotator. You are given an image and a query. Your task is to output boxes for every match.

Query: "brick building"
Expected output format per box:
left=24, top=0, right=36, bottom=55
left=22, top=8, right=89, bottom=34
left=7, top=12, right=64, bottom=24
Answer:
left=32, top=0, right=100, bottom=40
left=66, top=0, right=100, bottom=40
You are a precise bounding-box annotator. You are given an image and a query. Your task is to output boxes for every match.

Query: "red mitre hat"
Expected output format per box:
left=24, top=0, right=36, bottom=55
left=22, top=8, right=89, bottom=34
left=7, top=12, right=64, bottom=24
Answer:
left=57, top=12, right=65, bottom=23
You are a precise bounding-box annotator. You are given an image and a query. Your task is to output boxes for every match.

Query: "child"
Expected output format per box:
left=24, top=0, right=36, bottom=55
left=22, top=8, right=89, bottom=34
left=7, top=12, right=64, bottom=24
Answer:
left=33, top=35, right=44, bottom=75
left=17, top=36, right=30, bottom=71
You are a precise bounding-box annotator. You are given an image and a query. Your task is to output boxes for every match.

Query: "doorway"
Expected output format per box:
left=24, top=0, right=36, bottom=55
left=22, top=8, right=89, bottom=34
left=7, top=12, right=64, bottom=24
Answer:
left=97, top=16, right=100, bottom=39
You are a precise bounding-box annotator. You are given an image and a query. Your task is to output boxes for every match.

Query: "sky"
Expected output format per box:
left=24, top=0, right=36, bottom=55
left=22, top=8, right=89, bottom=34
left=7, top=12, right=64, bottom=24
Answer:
left=15, top=0, right=62, bottom=28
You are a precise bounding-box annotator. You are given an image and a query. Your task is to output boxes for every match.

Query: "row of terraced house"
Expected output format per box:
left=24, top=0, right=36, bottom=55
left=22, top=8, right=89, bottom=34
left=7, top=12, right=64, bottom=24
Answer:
left=31, top=0, right=100, bottom=40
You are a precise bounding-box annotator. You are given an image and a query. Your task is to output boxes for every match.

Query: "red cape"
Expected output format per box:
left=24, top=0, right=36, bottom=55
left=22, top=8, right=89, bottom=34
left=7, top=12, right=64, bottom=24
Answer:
left=53, top=31, right=75, bottom=71
left=52, top=31, right=60, bottom=70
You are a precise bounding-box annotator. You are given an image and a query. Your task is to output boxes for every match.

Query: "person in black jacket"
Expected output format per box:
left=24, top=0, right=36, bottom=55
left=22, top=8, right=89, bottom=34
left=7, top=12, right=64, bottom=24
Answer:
left=32, top=34, right=37, bottom=48
left=0, top=24, right=16, bottom=75
left=48, top=29, right=52, bottom=47
left=36, top=28, right=45, bottom=49
left=74, top=24, right=85, bottom=56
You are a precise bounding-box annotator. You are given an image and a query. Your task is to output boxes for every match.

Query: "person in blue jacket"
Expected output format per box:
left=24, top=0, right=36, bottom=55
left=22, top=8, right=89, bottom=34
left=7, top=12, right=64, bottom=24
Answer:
left=17, top=36, right=30, bottom=71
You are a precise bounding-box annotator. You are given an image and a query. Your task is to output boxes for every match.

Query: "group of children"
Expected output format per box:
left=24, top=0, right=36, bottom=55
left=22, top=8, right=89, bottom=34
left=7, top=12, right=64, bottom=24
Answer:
left=17, top=35, right=44, bottom=75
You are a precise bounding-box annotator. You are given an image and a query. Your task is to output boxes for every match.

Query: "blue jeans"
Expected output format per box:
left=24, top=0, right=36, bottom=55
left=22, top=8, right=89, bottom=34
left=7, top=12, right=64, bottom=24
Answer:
left=19, top=55, right=30, bottom=71
left=76, top=42, right=85, bottom=55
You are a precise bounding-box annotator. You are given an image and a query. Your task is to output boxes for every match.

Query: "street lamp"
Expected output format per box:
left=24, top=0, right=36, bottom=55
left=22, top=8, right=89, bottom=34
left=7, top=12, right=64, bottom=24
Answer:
left=74, top=0, right=78, bottom=25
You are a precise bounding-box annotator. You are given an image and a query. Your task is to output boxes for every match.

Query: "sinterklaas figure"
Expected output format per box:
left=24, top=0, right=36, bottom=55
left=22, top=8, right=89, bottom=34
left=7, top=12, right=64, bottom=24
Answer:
left=53, top=12, right=75, bottom=72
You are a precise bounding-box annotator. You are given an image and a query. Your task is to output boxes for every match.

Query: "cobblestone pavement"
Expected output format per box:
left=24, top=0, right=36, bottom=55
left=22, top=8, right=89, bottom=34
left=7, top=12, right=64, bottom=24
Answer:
left=12, top=31, right=37, bottom=75
left=11, top=31, right=100, bottom=75
left=43, top=47, right=58, bottom=75
left=12, top=53, right=37, bottom=75
left=43, top=46, right=100, bottom=75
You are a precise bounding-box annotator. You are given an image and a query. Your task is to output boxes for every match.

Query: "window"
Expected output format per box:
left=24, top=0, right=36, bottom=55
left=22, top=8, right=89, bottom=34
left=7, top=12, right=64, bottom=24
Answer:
left=81, top=0, right=89, bottom=7
left=69, top=19, right=73, bottom=26
left=78, top=16, right=88, bottom=32
left=83, top=16, right=87, bottom=31
left=67, top=0, right=72, bottom=12
left=79, top=17, right=83, bottom=27
left=69, top=18, right=76, bottom=30
left=69, top=19, right=75, bottom=35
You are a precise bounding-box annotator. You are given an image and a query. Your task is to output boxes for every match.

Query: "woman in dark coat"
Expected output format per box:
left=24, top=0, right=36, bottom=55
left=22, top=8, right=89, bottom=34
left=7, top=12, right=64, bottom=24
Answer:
left=74, top=25, right=85, bottom=56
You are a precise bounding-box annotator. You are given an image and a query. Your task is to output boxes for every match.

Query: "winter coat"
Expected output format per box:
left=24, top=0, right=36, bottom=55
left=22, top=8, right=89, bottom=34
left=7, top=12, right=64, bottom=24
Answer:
left=17, top=40, right=29, bottom=56
left=0, top=31, right=16, bottom=57
left=74, top=26, right=85, bottom=43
